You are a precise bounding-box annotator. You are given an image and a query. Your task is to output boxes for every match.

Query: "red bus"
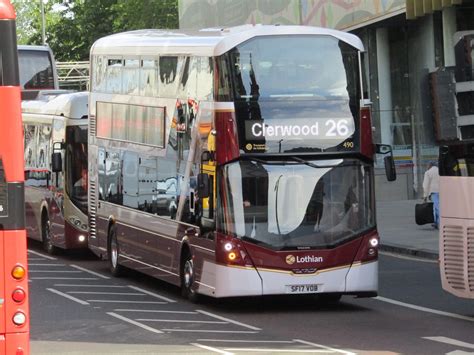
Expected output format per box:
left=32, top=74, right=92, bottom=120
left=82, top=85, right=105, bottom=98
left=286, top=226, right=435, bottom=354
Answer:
left=0, top=0, right=30, bottom=353
left=88, top=25, right=395, bottom=301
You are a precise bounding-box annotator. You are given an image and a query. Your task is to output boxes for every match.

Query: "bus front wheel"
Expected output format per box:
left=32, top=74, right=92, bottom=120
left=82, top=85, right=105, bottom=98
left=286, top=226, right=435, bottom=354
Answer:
left=181, top=252, right=199, bottom=303
left=42, top=217, right=58, bottom=255
left=108, top=225, right=124, bottom=277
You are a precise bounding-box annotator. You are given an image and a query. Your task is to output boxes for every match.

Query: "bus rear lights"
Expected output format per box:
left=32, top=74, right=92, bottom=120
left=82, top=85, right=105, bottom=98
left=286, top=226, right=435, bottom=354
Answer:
left=11, top=265, right=26, bottom=280
left=12, top=312, right=26, bottom=326
left=369, top=237, right=379, bottom=247
left=16, top=348, right=25, bottom=355
left=12, top=288, right=26, bottom=303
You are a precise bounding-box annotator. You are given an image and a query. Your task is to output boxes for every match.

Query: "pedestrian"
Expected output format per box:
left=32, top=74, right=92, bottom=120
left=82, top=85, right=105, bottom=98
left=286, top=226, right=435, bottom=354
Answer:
left=422, top=160, right=440, bottom=229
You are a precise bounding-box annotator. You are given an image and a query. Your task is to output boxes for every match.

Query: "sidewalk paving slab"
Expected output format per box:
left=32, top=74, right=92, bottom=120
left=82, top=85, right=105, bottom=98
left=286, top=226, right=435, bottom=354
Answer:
left=376, top=199, right=439, bottom=260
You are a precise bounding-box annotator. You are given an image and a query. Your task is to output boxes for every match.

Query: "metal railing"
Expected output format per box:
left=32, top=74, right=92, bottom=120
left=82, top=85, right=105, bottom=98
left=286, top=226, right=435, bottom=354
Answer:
left=56, top=61, right=89, bottom=91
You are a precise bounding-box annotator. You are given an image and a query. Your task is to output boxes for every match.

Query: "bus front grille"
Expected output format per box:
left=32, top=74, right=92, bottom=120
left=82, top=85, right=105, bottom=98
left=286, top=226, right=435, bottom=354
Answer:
left=442, top=225, right=465, bottom=291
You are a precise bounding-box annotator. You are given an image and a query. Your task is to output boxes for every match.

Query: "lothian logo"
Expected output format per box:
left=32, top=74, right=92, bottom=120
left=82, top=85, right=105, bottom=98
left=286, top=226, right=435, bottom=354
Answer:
left=286, top=254, right=324, bottom=265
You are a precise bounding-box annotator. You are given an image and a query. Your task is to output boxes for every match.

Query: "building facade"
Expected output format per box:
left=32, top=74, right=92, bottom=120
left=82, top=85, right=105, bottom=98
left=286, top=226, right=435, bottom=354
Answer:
left=178, top=0, right=473, bottom=200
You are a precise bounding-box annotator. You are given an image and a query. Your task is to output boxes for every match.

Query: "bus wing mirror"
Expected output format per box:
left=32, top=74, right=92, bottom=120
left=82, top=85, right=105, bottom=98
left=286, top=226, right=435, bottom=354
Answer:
left=384, top=155, right=396, bottom=182
left=375, top=144, right=391, bottom=154
left=51, top=152, right=62, bottom=173
left=375, top=144, right=396, bottom=181
left=197, top=173, right=210, bottom=199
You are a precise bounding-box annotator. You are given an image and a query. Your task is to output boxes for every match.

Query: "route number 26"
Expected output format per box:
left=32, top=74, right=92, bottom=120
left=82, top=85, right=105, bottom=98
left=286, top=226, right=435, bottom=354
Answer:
left=326, top=119, right=349, bottom=137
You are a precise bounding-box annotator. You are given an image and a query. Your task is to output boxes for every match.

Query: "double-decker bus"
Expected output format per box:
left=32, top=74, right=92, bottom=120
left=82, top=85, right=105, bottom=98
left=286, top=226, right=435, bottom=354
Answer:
left=0, top=0, right=30, bottom=352
left=18, top=45, right=59, bottom=100
left=438, top=31, right=474, bottom=300
left=22, top=92, right=89, bottom=254
left=88, top=25, right=395, bottom=301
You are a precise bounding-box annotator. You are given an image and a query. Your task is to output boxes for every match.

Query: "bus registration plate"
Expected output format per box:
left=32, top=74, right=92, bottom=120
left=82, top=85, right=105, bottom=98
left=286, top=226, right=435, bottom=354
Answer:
left=286, top=284, right=319, bottom=294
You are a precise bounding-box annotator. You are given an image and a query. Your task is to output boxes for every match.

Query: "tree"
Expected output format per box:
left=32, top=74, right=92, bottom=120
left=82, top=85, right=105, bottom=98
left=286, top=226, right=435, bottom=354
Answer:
left=14, top=0, right=178, bottom=61
left=112, top=0, right=178, bottom=31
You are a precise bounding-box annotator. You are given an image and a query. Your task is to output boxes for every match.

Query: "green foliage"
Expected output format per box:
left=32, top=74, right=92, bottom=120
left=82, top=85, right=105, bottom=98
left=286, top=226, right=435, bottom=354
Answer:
left=13, top=0, right=178, bottom=61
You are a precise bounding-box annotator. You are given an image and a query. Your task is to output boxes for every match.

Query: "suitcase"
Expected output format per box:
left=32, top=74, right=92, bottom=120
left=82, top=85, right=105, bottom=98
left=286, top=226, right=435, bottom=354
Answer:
left=415, top=202, right=434, bottom=225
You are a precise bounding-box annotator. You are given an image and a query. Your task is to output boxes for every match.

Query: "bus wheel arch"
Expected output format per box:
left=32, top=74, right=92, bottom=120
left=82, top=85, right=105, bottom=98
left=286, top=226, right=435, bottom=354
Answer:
left=41, top=208, right=57, bottom=255
left=180, top=244, right=199, bottom=302
left=107, top=221, right=124, bottom=277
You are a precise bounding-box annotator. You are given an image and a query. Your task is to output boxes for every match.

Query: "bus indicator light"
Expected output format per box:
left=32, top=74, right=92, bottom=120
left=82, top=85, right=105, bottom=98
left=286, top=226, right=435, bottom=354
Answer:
left=11, top=265, right=26, bottom=280
left=228, top=252, right=237, bottom=261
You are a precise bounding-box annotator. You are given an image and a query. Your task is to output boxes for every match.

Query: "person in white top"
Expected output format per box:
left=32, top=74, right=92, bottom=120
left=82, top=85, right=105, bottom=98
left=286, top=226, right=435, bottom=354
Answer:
left=422, top=161, right=440, bottom=229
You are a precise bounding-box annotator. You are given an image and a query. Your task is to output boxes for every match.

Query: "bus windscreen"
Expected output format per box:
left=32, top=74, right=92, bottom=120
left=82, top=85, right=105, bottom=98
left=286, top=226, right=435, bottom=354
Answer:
left=18, top=49, right=55, bottom=90
left=219, top=158, right=374, bottom=250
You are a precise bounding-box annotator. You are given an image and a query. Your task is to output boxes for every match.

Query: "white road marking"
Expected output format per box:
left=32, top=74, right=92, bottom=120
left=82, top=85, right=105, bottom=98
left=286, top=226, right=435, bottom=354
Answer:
left=191, top=343, right=234, bottom=355
left=28, top=264, right=65, bottom=266
left=31, top=277, right=100, bottom=280
left=47, top=288, right=89, bottom=305
left=54, top=284, right=127, bottom=288
left=162, top=329, right=259, bottom=334
left=224, top=349, right=332, bottom=353
left=423, top=337, right=474, bottom=349
left=127, top=285, right=176, bottom=303
left=115, top=309, right=198, bottom=314
left=196, top=310, right=261, bottom=331
left=27, top=258, right=49, bottom=261
left=67, top=291, right=145, bottom=296
left=376, top=297, right=474, bottom=322
left=136, top=319, right=227, bottom=324
left=379, top=251, right=438, bottom=264
left=294, top=339, right=356, bottom=355
left=197, top=339, right=294, bottom=343
left=88, top=300, right=167, bottom=304
left=70, top=264, right=110, bottom=279
left=27, top=250, right=57, bottom=260
left=29, top=270, right=81, bottom=273
left=107, top=312, right=163, bottom=334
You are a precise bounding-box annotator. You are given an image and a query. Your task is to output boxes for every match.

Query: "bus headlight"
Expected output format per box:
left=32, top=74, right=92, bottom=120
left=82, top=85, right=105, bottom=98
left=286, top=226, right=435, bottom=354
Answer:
left=78, top=235, right=86, bottom=243
left=369, top=237, right=379, bottom=247
left=69, top=216, right=87, bottom=231
left=224, top=243, right=233, bottom=251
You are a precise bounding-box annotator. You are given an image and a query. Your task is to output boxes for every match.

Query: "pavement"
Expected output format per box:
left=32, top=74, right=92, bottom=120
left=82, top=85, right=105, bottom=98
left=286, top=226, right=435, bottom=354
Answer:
left=377, top=199, right=439, bottom=259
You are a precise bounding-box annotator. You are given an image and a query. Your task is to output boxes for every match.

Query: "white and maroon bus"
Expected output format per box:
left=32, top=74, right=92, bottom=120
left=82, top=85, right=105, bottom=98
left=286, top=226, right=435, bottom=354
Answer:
left=23, top=92, right=89, bottom=254
left=88, top=25, right=395, bottom=301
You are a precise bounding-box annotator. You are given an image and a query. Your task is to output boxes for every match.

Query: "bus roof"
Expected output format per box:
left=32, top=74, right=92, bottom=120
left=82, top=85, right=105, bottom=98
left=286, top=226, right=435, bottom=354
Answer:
left=18, top=44, right=53, bottom=52
left=91, top=24, right=364, bottom=57
left=22, top=91, right=88, bottom=120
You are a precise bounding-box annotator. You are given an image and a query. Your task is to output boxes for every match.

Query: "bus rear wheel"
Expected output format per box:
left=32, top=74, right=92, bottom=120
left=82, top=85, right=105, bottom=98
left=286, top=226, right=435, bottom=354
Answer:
left=42, top=218, right=58, bottom=255
left=108, top=225, right=124, bottom=277
left=181, top=252, right=199, bottom=303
